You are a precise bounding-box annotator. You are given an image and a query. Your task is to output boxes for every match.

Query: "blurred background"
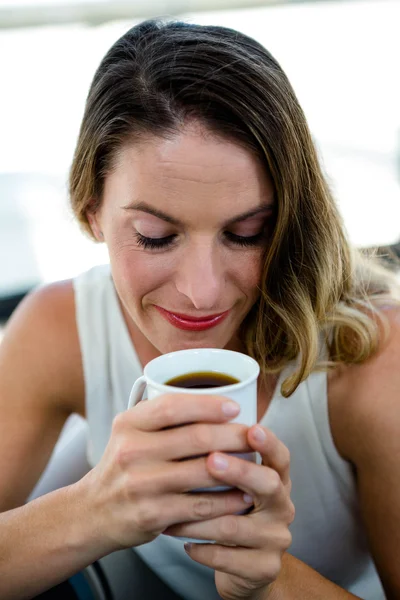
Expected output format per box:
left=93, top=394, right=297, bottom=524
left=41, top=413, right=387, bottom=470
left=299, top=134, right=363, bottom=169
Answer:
left=1, top=0, right=400, bottom=320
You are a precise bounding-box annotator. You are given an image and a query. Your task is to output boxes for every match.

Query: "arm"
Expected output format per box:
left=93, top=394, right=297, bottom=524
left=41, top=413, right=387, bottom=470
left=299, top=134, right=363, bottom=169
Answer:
left=0, top=483, right=112, bottom=600
left=326, top=307, right=400, bottom=600
left=263, top=309, right=400, bottom=600
left=265, top=307, right=400, bottom=600
left=0, top=281, right=83, bottom=511
left=265, top=554, right=361, bottom=599
left=0, top=282, right=111, bottom=598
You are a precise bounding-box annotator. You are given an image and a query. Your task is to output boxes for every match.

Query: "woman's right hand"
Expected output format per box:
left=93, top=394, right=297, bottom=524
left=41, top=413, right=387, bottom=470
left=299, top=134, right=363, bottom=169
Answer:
left=80, top=393, right=254, bottom=551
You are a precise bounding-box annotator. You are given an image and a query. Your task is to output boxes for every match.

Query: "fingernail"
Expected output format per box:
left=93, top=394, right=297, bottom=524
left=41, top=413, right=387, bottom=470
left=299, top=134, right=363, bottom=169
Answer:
left=253, top=425, right=267, bottom=443
left=184, top=543, right=192, bottom=553
left=222, top=401, right=240, bottom=417
left=212, top=453, right=229, bottom=471
left=243, top=494, right=253, bottom=504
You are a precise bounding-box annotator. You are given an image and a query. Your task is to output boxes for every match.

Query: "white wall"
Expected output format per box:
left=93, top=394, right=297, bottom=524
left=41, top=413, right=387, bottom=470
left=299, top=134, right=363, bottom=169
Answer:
left=0, top=1, right=399, bottom=292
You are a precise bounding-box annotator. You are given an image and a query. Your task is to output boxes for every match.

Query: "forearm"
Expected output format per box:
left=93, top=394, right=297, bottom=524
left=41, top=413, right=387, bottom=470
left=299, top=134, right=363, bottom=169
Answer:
left=0, top=481, right=114, bottom=600
left=265, top=553, right=362, bottom=600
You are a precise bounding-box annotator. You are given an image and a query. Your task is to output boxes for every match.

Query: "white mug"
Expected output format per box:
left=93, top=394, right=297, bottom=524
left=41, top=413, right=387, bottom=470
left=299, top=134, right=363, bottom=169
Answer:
left=127, top=348, right=260, bottom=543
left=128, top=347, right=260, bottom=482
left=128, top=347, right=259, bottom=422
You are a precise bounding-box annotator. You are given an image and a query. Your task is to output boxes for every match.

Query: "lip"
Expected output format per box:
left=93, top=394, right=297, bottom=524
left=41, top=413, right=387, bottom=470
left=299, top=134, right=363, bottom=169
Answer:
left=155, top=306, right=230, bottom=331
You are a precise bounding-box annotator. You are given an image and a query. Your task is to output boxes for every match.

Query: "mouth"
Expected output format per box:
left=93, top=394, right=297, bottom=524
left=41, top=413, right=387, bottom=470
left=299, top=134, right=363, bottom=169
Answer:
left=154, top=306, right=231, bottom=332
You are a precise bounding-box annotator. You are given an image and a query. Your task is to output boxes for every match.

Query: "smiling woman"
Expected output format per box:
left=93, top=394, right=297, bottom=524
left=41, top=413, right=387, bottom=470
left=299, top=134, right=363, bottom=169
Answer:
left=70, top=19, right=397, bottom=395
left=1, top=17, right=400, bottom=600
left=83, top=128, right=274, bottom=356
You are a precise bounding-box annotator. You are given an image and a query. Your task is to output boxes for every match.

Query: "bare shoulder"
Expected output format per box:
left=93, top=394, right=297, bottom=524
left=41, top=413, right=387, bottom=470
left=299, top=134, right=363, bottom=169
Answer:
left=0, top=281, right=85, bottom=509
left=328, top=306, right=400, bottom=463
left=327, top=307, right=400, bottom=596
left=1, top=279, right=85, bottom=416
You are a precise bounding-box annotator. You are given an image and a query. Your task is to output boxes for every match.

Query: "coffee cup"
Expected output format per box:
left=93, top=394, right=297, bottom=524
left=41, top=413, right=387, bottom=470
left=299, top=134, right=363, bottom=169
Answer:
left=127, top=348, right=259, bottom=542
left=128, top=347, right=259, bottom=442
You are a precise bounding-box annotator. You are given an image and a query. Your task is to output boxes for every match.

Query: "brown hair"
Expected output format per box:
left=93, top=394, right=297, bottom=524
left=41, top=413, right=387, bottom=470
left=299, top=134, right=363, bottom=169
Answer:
left=69, top=19, right=399, bottom=395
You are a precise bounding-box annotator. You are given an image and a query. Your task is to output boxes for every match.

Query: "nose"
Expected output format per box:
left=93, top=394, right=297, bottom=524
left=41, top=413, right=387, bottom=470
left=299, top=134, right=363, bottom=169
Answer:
left=175, top=238, right=225, bottom=311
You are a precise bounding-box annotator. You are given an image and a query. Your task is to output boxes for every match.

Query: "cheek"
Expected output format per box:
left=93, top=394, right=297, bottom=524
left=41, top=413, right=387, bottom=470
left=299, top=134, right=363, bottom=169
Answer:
left=108, top=243, right=173, bottom=302
left=232, top=251, right=263, bottom=293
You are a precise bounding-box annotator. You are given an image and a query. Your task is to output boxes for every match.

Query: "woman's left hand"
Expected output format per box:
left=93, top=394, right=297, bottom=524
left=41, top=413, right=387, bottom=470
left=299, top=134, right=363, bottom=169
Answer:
left=164, top=425, right=294, bottom=600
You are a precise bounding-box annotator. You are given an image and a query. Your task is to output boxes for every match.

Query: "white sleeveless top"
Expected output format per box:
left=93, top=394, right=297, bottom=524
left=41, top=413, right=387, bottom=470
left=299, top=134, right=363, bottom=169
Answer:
left=74, top=265, right=385, bottom=600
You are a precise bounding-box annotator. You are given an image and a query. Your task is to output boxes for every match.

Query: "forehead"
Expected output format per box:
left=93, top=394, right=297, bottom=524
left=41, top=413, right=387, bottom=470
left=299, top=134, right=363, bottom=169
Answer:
left=105, top=122, right=274, bottom=211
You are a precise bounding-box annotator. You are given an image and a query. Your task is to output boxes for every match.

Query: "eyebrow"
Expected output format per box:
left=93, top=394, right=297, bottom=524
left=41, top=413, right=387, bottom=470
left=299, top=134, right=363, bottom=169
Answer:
left=123, top=201, right=274, bottom=228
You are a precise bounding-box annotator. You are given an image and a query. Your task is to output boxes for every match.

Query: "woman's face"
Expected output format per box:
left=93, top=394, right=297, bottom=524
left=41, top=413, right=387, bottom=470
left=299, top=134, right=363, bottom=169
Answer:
left=92, top=122, right=275, bottom=354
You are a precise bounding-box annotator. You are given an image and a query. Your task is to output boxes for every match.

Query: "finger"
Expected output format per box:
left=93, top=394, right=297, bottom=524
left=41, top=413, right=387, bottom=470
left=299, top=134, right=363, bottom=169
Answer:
left=165, top=515, right=270, bottom=548
left=131, top=456, right=232, bottom=493
left=247, top=426, right=291, bottom=486
left=206, top=453, right=285, bottom=502
left=183, top=544, right=281, bottom=583
left=157, top=490, right=254, bottom=530
left=129, top=393, right=241, bottom=431
left=150, top=422, right=250, bottom=461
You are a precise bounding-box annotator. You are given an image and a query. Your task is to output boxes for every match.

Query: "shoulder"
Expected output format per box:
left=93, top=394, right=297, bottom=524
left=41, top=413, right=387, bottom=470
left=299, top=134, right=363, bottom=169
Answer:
left=26, top=278, right=75, bottom=315
left=328, top=306, right=400, bottom=463
left=8, top=279, right=77, bottom=343
left=1, top=279, right=84, bottom=415
left=327, top=307, right=400, bottom=596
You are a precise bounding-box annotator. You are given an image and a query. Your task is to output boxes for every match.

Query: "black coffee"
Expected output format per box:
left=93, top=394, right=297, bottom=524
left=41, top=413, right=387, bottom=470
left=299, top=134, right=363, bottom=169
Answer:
left=165, top=371, right=239, bottom=389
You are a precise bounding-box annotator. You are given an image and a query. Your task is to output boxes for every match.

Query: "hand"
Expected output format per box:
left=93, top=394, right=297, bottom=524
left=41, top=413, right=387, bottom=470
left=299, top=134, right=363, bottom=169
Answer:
left=164, top=425, right=295, bottom=600
left=79, top=394, right=255, bottom=552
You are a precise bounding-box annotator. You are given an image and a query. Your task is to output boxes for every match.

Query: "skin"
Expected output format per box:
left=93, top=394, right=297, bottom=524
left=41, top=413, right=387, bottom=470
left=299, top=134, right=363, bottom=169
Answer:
left=0, top=121, right=400, bottom=599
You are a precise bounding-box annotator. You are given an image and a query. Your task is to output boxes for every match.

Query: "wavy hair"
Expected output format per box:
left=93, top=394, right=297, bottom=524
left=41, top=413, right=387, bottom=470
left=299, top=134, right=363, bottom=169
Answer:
left=69, top=19, right=400, bottom=396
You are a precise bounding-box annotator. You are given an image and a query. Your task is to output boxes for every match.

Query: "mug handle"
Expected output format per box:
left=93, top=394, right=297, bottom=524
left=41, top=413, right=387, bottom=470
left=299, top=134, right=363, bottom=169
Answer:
left=128, top=376, right=147, bottom=409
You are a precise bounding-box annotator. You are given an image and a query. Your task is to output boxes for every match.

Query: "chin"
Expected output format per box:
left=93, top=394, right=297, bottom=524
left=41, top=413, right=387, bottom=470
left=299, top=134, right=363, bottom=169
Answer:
left=155, top=333, right=233, bottom=355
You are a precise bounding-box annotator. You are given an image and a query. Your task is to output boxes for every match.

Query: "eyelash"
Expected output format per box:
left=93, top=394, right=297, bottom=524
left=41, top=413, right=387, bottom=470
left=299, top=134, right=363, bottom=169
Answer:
left=135, top=230, right=266, bottom=250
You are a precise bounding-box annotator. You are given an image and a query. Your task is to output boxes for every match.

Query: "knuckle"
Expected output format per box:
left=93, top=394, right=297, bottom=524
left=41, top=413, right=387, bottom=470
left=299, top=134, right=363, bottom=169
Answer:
left=115, top=444, right=134, bottom=469
left=265, top=555, right=282, bottom=581
left=135, top=501, right=159, bottom=532
left=219, top=515, right=239, bottom=539
left=190, top=424, right=212, bottom=453
left=191, top=496, right=214, bottom=519
left=112, top=412, right=127, bottom=435
left=268, top=470, right=282, bottom=496
left=209, top=545, right=228, bottom=572
left=114, top=437, right=144, bottom=469
left=286, top=500, right=296, bottom=524
left=281, top=529, right=293, bottom=551
left=155, top=397, right=177, bottom=424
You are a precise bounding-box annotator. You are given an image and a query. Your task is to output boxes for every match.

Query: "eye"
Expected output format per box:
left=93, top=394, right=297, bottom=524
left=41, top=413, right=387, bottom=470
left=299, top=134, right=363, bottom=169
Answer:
left=135, top=232, right=177, bottom=250
left=224, top=230, right=267, bottom=247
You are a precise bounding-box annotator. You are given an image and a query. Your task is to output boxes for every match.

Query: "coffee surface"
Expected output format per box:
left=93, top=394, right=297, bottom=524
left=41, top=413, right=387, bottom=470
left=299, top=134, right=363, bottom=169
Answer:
left=165, top=371, right=240, bottom=389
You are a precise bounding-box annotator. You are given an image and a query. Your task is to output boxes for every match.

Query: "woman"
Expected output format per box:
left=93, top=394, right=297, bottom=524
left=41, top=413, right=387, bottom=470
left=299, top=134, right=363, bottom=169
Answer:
left=1, top=19, right=399, bottom=600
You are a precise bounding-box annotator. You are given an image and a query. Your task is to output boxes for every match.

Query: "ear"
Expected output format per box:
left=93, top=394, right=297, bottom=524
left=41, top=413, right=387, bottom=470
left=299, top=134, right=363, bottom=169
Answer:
left=86, top=201, right=104, bottom=241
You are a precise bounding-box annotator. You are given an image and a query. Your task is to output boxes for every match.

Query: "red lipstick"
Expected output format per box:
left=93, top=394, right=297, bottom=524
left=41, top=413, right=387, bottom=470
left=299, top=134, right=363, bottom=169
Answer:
left=155, top=306, right=230, bottom=331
